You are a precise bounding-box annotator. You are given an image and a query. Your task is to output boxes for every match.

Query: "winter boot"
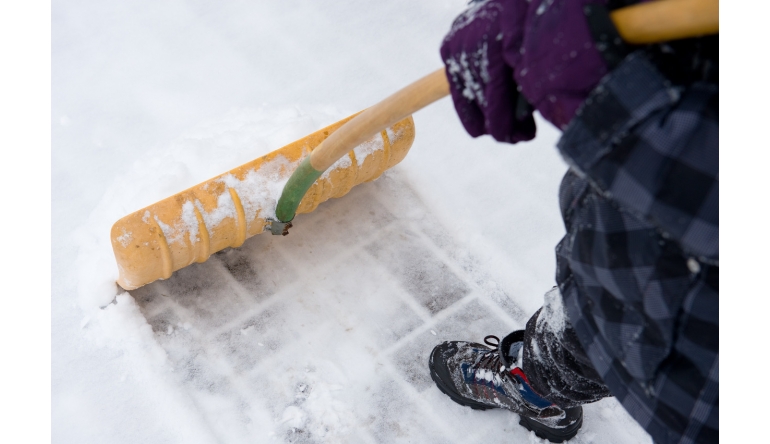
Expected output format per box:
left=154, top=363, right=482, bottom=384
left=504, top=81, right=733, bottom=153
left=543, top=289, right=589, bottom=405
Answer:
left=428, top=330, right=583, bottom=443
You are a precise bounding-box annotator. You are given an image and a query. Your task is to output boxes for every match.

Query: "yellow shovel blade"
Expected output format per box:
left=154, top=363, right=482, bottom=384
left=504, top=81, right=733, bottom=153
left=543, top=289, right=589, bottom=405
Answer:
left=111, top=113, right=415, bottom=290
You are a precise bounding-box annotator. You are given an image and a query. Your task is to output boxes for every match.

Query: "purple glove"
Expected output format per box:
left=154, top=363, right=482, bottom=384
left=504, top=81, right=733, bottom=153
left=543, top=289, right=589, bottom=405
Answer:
left=440, top=0, right=535, bottom=143
left=441, top=0, right=611, bottom=140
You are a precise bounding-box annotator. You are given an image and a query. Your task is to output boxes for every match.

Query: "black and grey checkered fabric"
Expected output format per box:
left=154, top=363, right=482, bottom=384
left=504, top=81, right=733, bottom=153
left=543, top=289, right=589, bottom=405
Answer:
left=556, top=51, right=718, bottom=263
left=521, top=51, right=718, bottom=444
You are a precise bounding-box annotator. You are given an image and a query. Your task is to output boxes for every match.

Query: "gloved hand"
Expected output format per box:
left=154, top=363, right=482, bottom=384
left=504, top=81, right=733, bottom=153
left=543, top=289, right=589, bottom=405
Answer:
left=440, top=0, right=613, bottom=139
left=440, top=0, right=535, bottom=143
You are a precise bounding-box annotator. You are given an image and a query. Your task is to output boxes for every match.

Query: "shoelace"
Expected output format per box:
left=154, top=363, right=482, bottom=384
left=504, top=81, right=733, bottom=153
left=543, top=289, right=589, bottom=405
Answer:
left=467, top=335, right=508, bottom=384
left=481, top=335, right=555, bottom=412
left=483, top=335, right=500, bottom=348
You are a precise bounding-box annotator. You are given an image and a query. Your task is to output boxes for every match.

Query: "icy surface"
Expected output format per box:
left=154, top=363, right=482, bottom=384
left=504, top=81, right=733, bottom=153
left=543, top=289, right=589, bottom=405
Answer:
left=52, top=1, right=653, bottom=443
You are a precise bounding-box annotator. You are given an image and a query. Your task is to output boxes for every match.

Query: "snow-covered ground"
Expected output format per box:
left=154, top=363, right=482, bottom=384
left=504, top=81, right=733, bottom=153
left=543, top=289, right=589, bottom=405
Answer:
left=52, top=1, right=652, bottom=442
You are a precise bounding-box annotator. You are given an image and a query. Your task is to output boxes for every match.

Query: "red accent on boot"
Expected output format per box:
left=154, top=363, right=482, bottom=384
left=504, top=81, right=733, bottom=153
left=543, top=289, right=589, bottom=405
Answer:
left=510, top=367, right=531, bottom=384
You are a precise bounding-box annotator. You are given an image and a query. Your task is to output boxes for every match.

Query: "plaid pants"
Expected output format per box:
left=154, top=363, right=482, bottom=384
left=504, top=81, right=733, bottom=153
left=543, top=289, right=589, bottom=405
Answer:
left=520, top=52, right=718, bottom=444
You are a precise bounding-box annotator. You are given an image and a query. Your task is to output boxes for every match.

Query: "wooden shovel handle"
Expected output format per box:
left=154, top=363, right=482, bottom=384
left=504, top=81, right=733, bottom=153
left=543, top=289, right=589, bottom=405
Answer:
left=309, top=69, right=449, bottom=171
left=307, top=0, right=718, bottom=173
left=612, top=0, right=719, bottom=44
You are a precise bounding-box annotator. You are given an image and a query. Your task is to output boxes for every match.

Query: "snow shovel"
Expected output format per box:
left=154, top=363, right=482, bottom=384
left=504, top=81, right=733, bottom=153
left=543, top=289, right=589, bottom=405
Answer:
left=110, top=0, right=718, bottom=290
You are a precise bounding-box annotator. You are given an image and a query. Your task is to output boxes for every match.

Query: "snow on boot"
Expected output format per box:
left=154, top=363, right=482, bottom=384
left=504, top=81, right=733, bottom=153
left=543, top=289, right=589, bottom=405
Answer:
left=428, top=330, right=583, bottom=443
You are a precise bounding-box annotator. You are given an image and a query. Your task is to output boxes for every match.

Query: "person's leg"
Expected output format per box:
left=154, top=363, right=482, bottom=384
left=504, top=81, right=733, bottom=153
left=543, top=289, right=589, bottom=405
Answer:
left=426, top=174, right=611, bottom=443
left=429, top=167, right=717, bottom=443
left=521, top=287, right=611, bottom=410
left=554, top=168, right=719, bottom=444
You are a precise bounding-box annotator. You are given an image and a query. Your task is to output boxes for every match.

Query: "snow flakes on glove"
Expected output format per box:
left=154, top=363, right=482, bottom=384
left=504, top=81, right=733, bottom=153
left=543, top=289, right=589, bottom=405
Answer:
left=440, top=0, right=536, bottom=143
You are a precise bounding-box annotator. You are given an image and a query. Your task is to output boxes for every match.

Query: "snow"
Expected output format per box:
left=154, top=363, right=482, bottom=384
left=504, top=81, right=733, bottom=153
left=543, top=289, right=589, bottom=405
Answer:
left=52, top=1, right=653, bottom=443
left=352, top=133, right=384, bottom=167
left=537, top=286, right=568, bottom=337
left=445, top=43, right=491, bottom=105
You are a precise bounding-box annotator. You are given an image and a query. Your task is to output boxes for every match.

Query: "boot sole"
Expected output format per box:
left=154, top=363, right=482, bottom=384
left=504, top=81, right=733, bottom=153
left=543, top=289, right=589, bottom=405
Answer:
left=428, top=343, right=582, bottom=443
left=518, top=413, right=582, bottom=443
